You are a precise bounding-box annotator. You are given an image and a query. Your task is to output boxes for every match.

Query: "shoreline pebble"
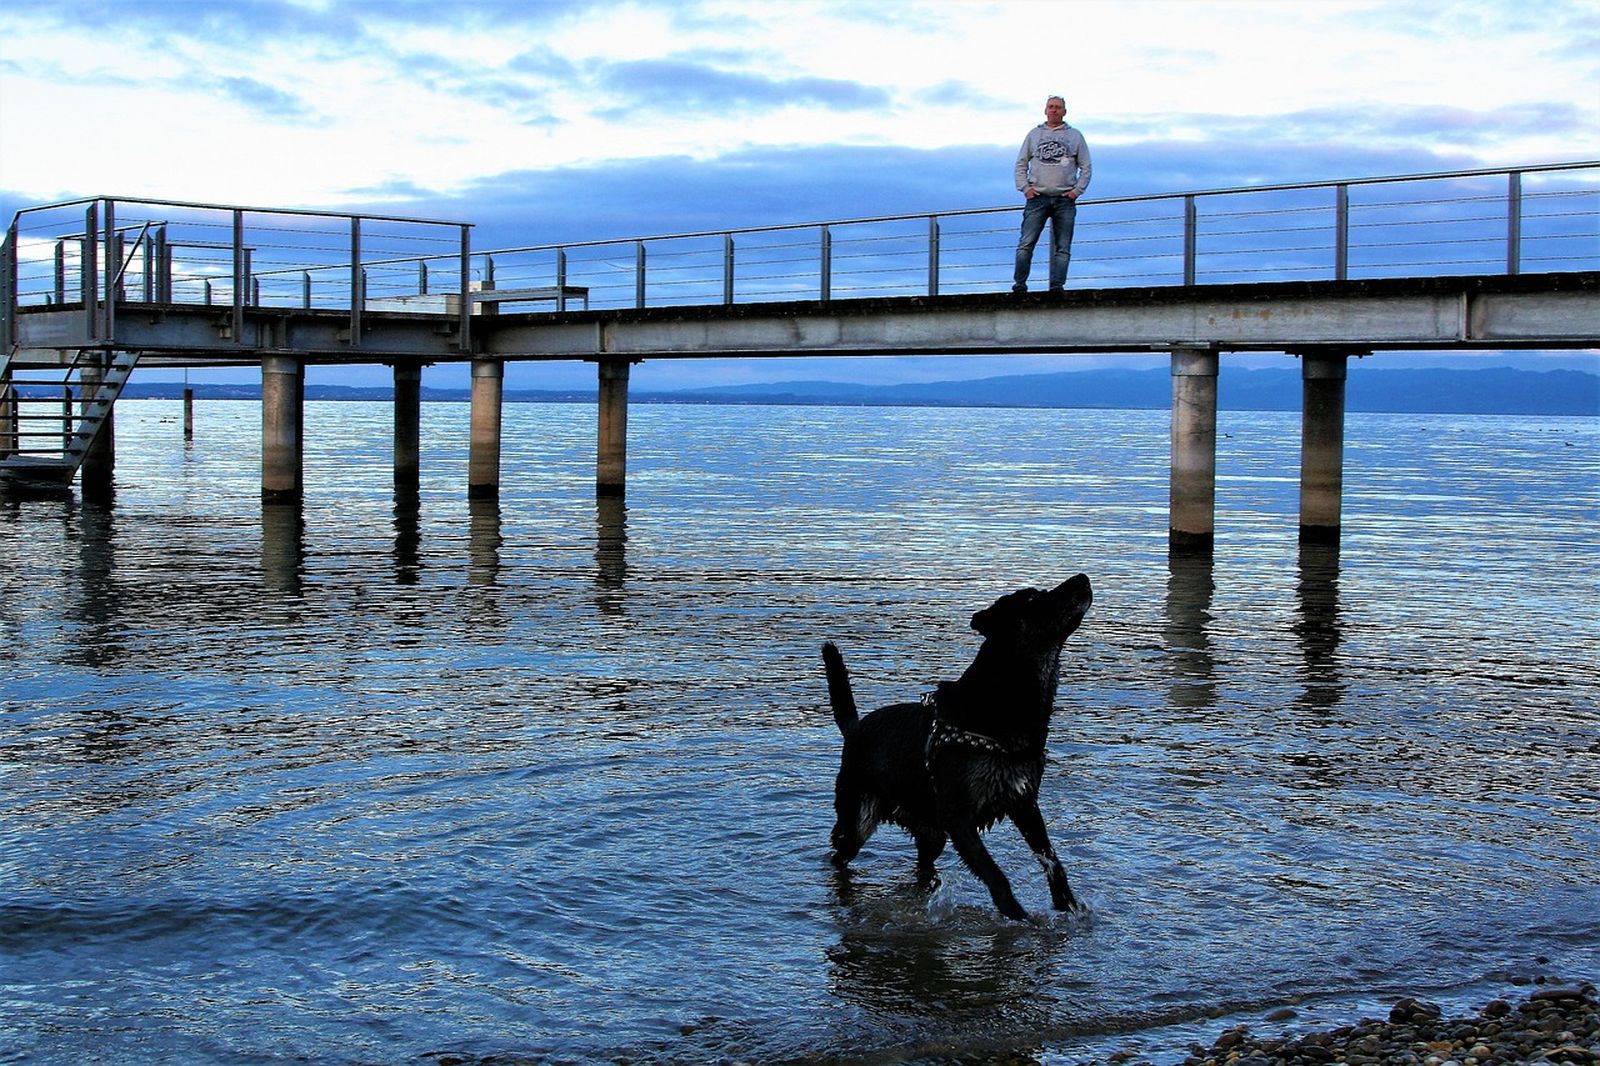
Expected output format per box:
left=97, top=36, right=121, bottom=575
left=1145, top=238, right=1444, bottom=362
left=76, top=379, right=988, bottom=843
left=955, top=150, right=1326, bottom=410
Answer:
left=1171, top=982, right=1599, bottom=1066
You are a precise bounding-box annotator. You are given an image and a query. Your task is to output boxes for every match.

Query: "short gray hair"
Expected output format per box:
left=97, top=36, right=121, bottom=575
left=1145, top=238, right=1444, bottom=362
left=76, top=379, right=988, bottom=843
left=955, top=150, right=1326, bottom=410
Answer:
left=1046, top=95, right=1065, bottom=107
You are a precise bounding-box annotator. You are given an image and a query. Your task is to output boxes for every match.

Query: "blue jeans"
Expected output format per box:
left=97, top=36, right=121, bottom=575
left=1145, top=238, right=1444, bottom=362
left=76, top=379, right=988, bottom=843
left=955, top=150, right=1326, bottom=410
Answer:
left=1013, top=193, right=1077, bottom=290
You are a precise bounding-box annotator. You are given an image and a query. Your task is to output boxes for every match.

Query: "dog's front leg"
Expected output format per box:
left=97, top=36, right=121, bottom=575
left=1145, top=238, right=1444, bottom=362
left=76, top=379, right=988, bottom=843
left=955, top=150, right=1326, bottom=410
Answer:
left=1010, top=800, right=1078, bottom=911
left=947, top=824, right=1027, bottom=920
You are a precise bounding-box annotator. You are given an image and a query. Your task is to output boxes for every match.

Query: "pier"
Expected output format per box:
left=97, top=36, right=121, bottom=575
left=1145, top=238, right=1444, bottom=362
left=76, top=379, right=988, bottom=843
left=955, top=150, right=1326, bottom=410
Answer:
left=2, top=161, right=1597, bottom=548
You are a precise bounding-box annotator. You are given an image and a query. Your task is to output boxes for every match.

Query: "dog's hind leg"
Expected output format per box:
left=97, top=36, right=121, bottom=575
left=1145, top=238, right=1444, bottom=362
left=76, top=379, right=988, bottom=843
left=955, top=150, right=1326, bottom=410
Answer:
left=948, top=824, right=1027, bottom=920
left=1010, top=800, right=1078, bottom=911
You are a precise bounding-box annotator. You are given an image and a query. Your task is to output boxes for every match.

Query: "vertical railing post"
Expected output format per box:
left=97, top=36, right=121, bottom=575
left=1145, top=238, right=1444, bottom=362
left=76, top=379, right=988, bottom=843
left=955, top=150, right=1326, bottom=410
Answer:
left=556, top=247, right=568, bottom=312
left=928, top=215, right=941, bottom=296
left=301, top=271, right=312, bottom=309
left=482, top=252, right=495, bottom=290
left=418, top=260, right=429, bottom=296
left=83, top=202, right=99, bottom=340
left=820, top=225, right=832, bottom=302
left=1334, top=184, right=1349, bottom=281
left=634, top=240, right=646, bottom=309
left=722, top=233, right=734, bottom=306
left=1182, top=195, right=1197, bottom=286
left=348, top=215, right=362, bottom=348
left=156, top=227, right=171, bottom=303
left=0, top=219, right=15, bottom=353
left=102, top=200, right=117, bottom=340
left=457, top=224, right=472, bottom=354
left=141, top=230, right=154, bottom=302
left=55, top=240, right=66, bottom=304
left=243, top=249, right=254, bottom=306
left=232, top=209, right=247, bottom=344
left=1506, top=170, right=1522, bottom=275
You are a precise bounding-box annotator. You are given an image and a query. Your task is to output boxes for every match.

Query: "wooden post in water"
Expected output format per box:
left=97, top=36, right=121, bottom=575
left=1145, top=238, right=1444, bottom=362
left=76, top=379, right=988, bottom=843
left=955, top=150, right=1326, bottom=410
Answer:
left=183, top=387, right=194, bottom=441
left=1298, top=350, right=1353, bottom=544
left=393, top=363, right=422, bottom=489
left=79, top=358, right=115, bottom=500
left=467, top=358, right=502, bottom=498
left=596, top=358, right=631, bottom=497
left=261, top=354, right=304, bottom=503
left=1169, top=347, right=1219, bottom=552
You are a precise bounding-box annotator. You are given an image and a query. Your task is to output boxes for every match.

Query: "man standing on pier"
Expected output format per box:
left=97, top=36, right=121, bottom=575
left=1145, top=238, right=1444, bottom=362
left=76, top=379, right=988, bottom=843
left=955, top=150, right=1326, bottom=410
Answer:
left=1013, top=95, right=1092, bottom=293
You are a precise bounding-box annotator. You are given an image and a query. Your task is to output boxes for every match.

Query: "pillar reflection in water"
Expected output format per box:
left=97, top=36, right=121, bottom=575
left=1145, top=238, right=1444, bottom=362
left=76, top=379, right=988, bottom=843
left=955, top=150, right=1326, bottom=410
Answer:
left=1164, top=547, right=1217, bottom=713
left=467, top=495, right=502, bottom=586
left=74, top=497, right=124, bottom=666
left=1293, top=540, right=1344, bottom=714
left=261, top=501, right=305, bottom=595
left=595, top=495, right=627, bottom=611
left=393, top=487, right=422, bottom=585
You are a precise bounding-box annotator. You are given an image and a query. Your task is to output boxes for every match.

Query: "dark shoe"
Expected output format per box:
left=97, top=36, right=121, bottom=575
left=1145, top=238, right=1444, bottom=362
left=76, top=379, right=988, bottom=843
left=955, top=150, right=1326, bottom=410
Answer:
left=1048, top=285, right=1064, bottom=293
left=1011, top=284, right=1027, bottom=294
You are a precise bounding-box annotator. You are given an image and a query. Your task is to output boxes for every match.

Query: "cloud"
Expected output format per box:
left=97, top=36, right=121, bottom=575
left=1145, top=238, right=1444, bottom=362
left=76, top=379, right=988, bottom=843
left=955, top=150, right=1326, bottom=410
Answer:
left=594, top=58, right=891, bottom=115
left=5, top=0, right=361, bottom=47
left=925, top=80, right=1010, bottom=110
left=1, top=0, right=584, bottom=48
left=351, top=144, right=1014, bottom=248
left=215, top=76, right=315, bottom=120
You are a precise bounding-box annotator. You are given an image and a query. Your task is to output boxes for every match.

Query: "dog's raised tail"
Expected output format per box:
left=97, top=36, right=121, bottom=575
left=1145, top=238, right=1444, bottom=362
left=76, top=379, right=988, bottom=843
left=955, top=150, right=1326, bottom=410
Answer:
left=821, top=642, right=858, bottom=734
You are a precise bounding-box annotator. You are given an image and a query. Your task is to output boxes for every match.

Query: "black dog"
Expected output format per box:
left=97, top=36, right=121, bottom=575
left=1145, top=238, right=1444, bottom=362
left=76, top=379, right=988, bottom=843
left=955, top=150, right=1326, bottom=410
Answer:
left=822, top=574, right=1093, bottom=920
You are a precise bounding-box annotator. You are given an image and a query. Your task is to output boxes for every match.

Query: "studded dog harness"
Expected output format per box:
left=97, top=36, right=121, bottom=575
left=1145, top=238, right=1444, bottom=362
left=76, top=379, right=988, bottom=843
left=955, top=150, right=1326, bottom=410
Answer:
left=921, top=690, right=1026, bottom=765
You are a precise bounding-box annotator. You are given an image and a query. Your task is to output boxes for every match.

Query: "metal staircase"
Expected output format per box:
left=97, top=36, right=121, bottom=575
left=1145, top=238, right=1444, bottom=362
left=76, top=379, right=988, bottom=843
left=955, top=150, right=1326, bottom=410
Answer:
left=0, top=347, right=139, bottom=488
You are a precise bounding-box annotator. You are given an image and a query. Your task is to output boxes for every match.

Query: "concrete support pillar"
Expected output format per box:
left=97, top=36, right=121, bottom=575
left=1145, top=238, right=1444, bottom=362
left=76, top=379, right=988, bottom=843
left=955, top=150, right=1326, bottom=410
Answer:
left=393, top=363, right=422, bottom=489
left=261, top=354, right=304, bottom=503
left=597, top=359, right=631, bottom=498
left=79, top=360, right=115, bottom=500
left=467, top=358, right=503, bottom=498
left=1299, top=351, right=1351, bottom=544
left=1169, top=347, right=1219, bottom=551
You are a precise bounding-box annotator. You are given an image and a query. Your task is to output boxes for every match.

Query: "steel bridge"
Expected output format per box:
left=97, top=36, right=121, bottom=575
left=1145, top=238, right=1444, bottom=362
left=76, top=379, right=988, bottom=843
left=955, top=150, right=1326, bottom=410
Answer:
left=2, top=160, right=1597, bottom=547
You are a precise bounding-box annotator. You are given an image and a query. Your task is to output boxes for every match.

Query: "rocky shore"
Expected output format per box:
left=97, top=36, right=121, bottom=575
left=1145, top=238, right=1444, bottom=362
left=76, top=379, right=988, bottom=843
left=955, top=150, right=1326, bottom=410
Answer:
left=1169, top=982, right=1598, bottom=1066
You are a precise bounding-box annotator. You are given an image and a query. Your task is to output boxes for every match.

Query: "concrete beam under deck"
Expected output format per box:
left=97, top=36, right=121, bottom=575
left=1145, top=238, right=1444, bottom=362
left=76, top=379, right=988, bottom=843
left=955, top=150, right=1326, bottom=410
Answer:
left=10, top=272, right=1597, bottom=367
left=11, top=307, right=466, bottom=363
left=483, top=273, right=1600, bottom=361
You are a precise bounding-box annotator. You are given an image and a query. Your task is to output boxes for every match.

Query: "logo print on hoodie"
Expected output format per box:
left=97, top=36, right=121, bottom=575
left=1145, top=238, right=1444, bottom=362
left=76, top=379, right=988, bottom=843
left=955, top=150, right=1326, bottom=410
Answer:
left=1036, top=138, right=1069, bottom=165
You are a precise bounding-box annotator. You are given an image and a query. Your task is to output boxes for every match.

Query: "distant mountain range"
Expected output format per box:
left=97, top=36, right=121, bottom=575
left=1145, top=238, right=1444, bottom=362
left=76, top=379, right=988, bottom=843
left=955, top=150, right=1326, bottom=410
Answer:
left=123, top=366, right=1600, bottom=416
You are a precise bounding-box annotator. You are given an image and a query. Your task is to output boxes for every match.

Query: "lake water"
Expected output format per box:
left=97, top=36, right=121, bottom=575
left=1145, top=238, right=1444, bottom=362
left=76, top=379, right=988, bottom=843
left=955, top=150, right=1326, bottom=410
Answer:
left=2, top=398, right=1596, bottom=1065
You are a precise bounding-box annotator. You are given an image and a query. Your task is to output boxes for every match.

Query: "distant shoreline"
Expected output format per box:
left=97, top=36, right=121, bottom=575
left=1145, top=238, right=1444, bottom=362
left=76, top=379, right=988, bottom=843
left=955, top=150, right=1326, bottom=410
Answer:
left=120, top=365, right=1600, bottom=417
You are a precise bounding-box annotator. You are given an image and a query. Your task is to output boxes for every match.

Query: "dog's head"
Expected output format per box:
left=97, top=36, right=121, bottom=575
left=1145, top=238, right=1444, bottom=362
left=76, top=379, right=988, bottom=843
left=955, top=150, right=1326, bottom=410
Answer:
left=970, top=573, right=1093, bottom=649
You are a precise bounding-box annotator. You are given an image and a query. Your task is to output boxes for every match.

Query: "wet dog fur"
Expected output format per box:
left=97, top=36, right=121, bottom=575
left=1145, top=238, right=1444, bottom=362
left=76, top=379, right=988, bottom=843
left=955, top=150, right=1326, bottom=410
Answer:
left=822, top=574, right=1093, bottom=920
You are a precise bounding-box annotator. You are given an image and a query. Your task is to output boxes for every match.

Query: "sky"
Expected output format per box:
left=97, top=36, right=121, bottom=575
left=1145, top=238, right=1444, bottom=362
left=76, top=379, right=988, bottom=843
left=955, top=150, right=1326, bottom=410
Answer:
left=2, top=0, right=1597, bottom=390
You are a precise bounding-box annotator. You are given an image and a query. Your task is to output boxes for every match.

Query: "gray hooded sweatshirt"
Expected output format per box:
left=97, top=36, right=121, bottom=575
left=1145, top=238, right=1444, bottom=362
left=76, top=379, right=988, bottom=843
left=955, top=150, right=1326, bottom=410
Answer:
left=1015, top=122, right=1092, bottom=197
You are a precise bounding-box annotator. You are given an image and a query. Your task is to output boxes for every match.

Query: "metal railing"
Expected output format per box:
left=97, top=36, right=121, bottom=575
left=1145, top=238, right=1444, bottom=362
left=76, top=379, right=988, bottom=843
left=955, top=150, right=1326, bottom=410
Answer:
left=3, top=162, right=1596, bottom=352
left=453, top=161, right=1598, bottom=311
left=1, top=196, right=472, bottom=352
